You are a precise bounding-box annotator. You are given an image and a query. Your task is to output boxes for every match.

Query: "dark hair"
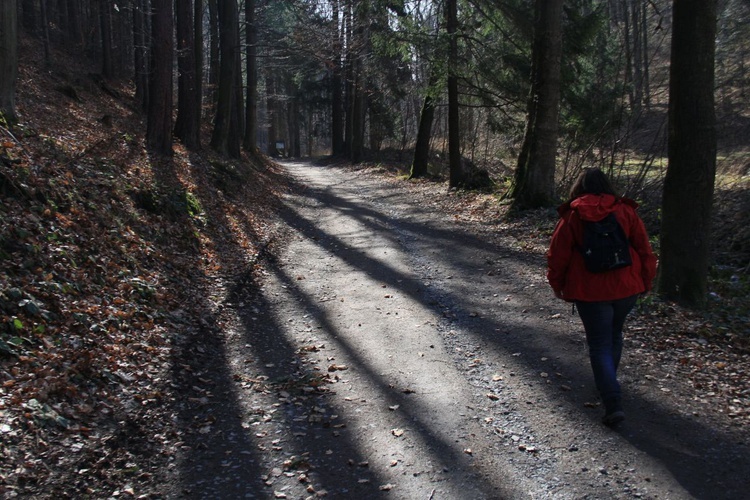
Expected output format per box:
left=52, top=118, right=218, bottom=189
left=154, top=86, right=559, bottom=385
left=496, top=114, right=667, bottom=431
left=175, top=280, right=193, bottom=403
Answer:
left=569, top=167, right=617, bottom=201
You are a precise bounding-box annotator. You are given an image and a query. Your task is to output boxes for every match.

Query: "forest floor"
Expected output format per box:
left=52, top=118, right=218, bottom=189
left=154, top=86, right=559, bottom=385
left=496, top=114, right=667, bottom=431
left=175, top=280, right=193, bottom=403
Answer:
left=2, top=36, right=750, bottom=499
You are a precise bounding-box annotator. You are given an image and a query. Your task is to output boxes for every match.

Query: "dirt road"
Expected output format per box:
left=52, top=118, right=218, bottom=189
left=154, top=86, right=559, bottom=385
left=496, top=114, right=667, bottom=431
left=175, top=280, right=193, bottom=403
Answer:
left=172, top=160, right=750, bottom=499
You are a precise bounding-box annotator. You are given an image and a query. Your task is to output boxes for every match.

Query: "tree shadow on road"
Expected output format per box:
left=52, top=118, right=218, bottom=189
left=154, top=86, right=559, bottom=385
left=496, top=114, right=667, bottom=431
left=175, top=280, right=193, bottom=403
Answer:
left=167, top=156, right=748, bottom=499
left=274, top=162, right=750, bottom=499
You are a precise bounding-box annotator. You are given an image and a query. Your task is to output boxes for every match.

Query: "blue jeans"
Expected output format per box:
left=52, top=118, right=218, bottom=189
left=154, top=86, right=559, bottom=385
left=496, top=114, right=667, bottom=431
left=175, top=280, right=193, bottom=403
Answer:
left=575, top=295, right=638, bottom=409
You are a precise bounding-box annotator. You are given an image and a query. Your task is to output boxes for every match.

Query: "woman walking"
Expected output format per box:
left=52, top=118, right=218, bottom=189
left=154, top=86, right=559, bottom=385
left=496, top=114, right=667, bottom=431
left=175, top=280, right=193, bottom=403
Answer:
left=547, top=168, right=657, bottom=425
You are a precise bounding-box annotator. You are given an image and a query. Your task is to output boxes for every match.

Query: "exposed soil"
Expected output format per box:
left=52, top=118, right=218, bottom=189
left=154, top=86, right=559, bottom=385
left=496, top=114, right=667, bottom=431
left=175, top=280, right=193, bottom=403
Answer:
left=168, top=160, right=750, bottom=499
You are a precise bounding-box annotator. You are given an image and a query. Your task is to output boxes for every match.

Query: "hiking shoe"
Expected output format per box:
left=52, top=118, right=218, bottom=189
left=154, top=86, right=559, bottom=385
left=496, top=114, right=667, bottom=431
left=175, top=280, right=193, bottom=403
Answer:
left=602, top=410, right=625, bottom=426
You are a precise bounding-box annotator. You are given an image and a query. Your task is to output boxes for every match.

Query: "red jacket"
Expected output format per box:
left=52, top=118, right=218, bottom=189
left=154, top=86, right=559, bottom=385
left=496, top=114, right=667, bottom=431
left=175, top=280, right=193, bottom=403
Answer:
left=547, top=194, right=657, bottom=302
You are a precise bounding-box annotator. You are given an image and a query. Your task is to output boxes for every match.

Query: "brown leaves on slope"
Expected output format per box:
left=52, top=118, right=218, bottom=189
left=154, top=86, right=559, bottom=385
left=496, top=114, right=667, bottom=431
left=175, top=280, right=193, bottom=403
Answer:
left=1, top=36, right=289, bottom=498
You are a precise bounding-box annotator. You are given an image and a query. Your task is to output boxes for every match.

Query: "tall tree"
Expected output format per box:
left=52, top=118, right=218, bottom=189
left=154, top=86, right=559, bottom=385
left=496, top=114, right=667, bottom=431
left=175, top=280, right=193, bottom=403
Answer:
left=266, top=73, right=280, bottom=156
left=343, top=2, right=353, bottom=157
left=509, top=0, right=563, bottom=209
left=658, top=0, right=717, bottom=308
left=630, top=0, right=643, bottom=113
left=66, top=0, right=83, bottom=49
left=410, top=83, right=436, bottom=179
left=348, top=1, right=369, bottom=163
left=350, top=57, right=366, bottom=162
left=331, top=0, right=345, bottom=156
left=446, top=0, right=461, bottom=187
left=146, top=0, right=174, bottom=155
left=133, top=0, right=149, bottom=111
left=287, top=80, right=301, bottom=157
left=174, top=0, right=201, bottom=150
left=100, top=0, right=115, bottom=78
left=194, top=0, right=204, bottom=119
left=244, top=0, right=258, bottom=151
left=208, top=0, right=220, bottom=104
left=407, top=2, right=441, bottom=179
left=21, top=0, right=37, bottom=33
left=211, top=0, right=242, bottom=158
left=40, top=0, right=51, bottom=66
left=0, top=0, right=19, bottom=124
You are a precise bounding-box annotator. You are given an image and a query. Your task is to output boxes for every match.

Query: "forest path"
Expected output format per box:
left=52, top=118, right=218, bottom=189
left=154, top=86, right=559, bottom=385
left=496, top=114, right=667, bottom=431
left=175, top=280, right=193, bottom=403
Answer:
left=173, top=160, right=749, bottom=499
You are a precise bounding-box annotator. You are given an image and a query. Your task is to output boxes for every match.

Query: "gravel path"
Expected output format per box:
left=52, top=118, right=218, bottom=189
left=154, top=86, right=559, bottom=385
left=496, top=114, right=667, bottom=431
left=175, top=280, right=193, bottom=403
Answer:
left=172, top=160, right=750, bottom=499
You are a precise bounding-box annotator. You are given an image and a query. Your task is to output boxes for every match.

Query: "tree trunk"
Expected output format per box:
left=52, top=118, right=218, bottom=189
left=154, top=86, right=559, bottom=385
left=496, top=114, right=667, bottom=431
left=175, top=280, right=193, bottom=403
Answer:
left=21, top=0, right=37, bottom=34
left=115, top=1, right=131, bottom=77
left=658, top=0, right=717, bottom=308
left=133, top=0, right=149, bottom=111
left=232, top=43, right=245, bottom=145
left=207, top=0, right=220, bottom=105
left=40, top=0, right=51, bottom=66
left=56, top=0, right=69, bottom=40
left=331, top=0, right=344, bottom=156
left=307, top=111, right=313, bottom=156
left=210, top=0, right=242, bottom=158
left=0, top=0, right=18, bottom=124
left=243, top=0, right=257, bottom=151
left=146, top=0, right=173, bottom=155
left=347, top=1, right=368, bottom=163
left=266, top=73, right=279, bottom=157
left=289, top=94, right=301, bottom=158
left=446, top=0, right=462, bottom=188
left=174, top=0, right=201, bottom=150
left=100, top=0, right=114, bottom=78
left=194, top=0, right=203, bottom=124
left=622, top=0, right=634, bottom=110
left=410, top=91, right=435, bottom=179
left=343, top=2, right=353, bottom=157
left=509, top=0, right=563, bottom=209
left=350, top=60, right=365, bottom=163
left=631, top=0, right=643, bottom=113
left=67, top=0, right=83, bottom=49
left=641, top=1, right=650, bottom=109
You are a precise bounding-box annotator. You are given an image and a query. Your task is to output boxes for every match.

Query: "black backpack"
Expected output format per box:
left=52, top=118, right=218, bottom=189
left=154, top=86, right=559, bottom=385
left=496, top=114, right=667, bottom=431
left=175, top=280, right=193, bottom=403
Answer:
left=578, top=212, right=633, bottom=273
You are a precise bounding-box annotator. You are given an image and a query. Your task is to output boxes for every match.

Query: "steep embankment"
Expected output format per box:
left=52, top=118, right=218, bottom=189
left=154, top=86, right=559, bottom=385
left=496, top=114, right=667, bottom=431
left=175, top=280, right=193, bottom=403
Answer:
left=1, top=36, right=285, bottom=497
